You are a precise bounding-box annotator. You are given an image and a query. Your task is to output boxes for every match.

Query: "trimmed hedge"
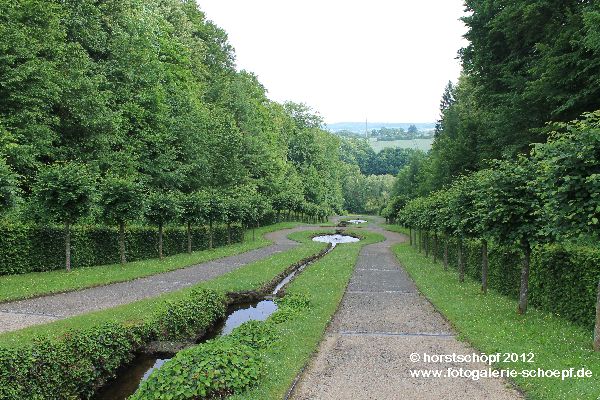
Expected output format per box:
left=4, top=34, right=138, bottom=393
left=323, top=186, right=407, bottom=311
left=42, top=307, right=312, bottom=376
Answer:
left=0, top=289, right=226, bottom=400
left=0, top=224, right=243, bottom=276
left=420, top=232, right=600, bottom=328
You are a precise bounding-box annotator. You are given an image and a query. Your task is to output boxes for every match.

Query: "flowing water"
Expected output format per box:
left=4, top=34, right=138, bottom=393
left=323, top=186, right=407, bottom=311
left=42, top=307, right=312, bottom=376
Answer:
left=94, top=239, right=349, bottom=399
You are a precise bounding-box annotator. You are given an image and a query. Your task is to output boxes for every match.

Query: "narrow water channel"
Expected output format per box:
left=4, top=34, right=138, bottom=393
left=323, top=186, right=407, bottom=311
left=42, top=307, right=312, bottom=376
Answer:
left=94, top=234, right=359, bottom=399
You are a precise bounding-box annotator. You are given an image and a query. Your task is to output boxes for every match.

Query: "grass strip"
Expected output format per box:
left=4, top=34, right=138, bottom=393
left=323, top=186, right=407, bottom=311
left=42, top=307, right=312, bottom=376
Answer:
left=392, top=241, right=600, bottom=400
left=0, top=229, right=329, bottom=347
left=0, top=222, right=302, bottom=303
left=229, top=229, right=385, bottom=399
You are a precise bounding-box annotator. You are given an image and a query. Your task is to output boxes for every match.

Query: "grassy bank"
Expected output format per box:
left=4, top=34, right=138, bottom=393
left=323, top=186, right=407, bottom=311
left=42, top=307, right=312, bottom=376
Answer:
left=0, top=222, right=302, bottom=303
left=392, top=242, right=600, bottom=400
left=228, top=229, right=385, bottom=399
left=0, top=229, right=329, bottom=346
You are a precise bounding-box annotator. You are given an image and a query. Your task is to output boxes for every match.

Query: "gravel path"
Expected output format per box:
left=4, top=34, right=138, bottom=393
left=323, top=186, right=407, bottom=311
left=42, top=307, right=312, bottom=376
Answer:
left=0, top=226, right=314, bottom=333
left=290, top=219, right=523, bottom=400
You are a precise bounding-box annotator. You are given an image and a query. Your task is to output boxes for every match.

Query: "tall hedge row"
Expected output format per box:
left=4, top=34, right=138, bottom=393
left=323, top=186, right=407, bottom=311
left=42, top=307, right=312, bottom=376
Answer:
left=423, top=234, right=600, bottom=328
left=0, top=224, right=243, bottom=276
left=0, top=288, right=226, bottom=400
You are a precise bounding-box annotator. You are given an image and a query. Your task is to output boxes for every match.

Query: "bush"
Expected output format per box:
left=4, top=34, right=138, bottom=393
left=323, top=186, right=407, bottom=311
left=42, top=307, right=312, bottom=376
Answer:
left=422, top=231, right=600, bottom=327
left=530, top=244, right=600, bottom=328
left=0, top=223, right=243, bottom=276
left=0, top=289, right=225, bottom=400
left=131, top=340, right=263, bottom=400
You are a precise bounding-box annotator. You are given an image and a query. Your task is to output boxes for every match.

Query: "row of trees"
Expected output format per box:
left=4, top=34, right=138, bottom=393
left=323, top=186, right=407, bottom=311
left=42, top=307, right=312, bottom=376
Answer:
left=0, top=0, right=344, bottom=271
left=393, top=111, right=600, bottom=351
left=399, top=1, right=600, bottom=195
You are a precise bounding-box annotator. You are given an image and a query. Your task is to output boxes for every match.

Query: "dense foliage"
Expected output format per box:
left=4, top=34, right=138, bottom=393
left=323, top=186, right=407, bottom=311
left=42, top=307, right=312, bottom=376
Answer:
left=0, top=0, right=346, bottom=271
left=386, top=1, right=600, bottom=350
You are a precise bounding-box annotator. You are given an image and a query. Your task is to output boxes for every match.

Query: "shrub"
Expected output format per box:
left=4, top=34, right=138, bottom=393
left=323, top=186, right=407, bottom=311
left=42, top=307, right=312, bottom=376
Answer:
left=422, top=232, right=599, bottom=327
left=0, top=223, right=243, bottom=276
left=0, top=289, right=225, bottom=399
left=131, top=340, right=263, bottom=400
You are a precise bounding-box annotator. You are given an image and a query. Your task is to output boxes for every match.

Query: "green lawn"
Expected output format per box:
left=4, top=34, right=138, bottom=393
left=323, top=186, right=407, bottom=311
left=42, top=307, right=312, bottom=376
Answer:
left=0, top=229, right=332, bottom=347
left=392, top=241, right=600, bottom=400
left=0, top=222, right=302, bottom=304
left=229, top=229, right=385, bottom=399
left=368, top=137, right=433, bottom=152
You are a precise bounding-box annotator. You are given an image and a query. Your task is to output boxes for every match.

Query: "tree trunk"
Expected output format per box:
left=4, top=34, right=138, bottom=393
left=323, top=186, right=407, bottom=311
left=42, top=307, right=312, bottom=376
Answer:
left=518, top=242, right=531, bottom=314
left=119, top=221, right=126, bottom=264
left=425, top=231, right=429, bottom=257
left=187, top=221, right=192, bottom=254
left=594, top=279, right=600, bottom=351
left=409, top=227, right=413, bottom=246
left=65, top=221, right=71, bottom=272
left=458, top=238, right=464, bottom=282
left=276, top=210, right=280, bottom=222
left=481, top=239, right=488, bottom=294
left=418, top=230, right=422, bottom=253
left=209, top=219, right=213, bottom=249
left=443, top=236, right=449, bottom=270
left=252, top=222, right=256, bottom=241
left=227, top=222, right=231, bottom=245
left=158, top=223, right=164, bottom=260
left=433, top=234, right=438, bottom=263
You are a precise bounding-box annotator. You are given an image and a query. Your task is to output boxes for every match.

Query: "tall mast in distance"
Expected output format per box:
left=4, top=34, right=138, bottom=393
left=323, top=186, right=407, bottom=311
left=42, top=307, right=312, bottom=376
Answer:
left=365, top=117, right=368, bottom=139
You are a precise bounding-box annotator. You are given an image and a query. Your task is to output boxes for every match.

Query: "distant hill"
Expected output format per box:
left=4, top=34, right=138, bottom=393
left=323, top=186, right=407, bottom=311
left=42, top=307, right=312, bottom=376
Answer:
left=327, top=122, right=436, bottom=153
left=326, top=122, right=435, bottom=134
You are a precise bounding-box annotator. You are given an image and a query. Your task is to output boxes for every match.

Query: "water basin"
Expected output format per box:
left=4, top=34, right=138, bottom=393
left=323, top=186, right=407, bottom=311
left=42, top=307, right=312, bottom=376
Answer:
left=347, top=219, right=367, bottom=224
left=312, top=234, right=360, bottom=245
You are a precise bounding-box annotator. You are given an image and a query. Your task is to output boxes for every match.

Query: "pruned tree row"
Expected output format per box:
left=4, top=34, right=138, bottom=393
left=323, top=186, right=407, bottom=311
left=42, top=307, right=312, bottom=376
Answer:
left=394, top=112, right=600, bottom=351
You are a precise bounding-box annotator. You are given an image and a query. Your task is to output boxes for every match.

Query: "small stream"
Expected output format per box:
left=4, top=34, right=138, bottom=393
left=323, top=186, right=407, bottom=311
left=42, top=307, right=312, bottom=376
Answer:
left=94, top=234, right=359, bottom=400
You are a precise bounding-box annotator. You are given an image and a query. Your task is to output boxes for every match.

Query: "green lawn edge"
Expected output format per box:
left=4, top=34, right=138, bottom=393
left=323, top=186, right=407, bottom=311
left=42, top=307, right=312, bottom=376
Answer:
left=229, top=228, right=385, bottom=399
left=0, top=222, right=303, bottom=303
left=391, top=241, right=600, bottom=400
left=0, top=229, right=335, bottom=346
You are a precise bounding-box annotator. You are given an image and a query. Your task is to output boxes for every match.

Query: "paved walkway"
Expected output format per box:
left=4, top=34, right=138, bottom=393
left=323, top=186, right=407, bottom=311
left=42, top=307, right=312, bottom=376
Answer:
left=0, top=226, right=314, bottom=333
left=291, top=220, right=522, bottom=400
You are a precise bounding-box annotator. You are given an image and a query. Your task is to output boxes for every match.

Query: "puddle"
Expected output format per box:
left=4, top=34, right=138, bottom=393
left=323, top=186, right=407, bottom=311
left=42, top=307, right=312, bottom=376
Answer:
left=312, top=234, right=360, bottom=245
left=347, top=219, right=367, bottom=224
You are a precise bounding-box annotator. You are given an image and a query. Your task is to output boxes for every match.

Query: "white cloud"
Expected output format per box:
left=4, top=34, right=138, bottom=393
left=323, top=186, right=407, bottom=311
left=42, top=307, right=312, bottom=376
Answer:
left=198, top=0, right=468, bottom=123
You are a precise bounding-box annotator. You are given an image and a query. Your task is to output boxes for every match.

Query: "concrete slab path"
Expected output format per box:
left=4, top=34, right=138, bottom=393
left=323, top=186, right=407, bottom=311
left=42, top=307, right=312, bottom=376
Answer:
left=290, top=220, right=523, bottom=400
left=0, top=226, right=315, bottom=333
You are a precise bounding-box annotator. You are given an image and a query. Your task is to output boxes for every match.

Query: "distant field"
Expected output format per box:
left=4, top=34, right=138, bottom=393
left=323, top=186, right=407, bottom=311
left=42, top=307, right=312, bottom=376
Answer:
left=368, top=138, right=433, bottom=152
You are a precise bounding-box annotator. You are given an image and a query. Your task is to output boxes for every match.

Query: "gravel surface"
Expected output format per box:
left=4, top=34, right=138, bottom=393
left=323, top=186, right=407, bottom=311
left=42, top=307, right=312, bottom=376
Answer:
left=290, top=221, right=523, bottom=400
left=0, top=226, right=313, bottom=333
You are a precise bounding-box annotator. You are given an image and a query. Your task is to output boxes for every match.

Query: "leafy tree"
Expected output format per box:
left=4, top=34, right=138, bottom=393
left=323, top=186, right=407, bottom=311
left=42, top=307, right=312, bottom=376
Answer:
left=180, top=192, right=208, bottom=254
left=144, top=191, right=181, bottom=260
left=476, top=157, right=542, bottom=314
left=99, top=175, right=143, bottom=264
left=532, top=111, right=600, bottom=349
left=33, top=163, right=96, bottom=271
left=0, top=158, right=20, bottom=215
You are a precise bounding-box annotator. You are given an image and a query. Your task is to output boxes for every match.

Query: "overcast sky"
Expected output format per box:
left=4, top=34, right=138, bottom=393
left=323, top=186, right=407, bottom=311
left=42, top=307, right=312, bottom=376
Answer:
left=198, top=0, right=468, bottom=123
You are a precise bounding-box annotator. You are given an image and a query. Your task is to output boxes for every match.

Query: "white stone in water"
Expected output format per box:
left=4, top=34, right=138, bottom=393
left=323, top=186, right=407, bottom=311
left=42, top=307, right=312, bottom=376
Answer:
left=347, top=219, right=367, bottom=224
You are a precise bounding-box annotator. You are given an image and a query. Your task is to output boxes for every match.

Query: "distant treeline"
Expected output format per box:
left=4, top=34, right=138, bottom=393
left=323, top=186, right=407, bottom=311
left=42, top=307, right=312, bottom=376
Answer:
left=332, top=125, right=433, bottom=141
